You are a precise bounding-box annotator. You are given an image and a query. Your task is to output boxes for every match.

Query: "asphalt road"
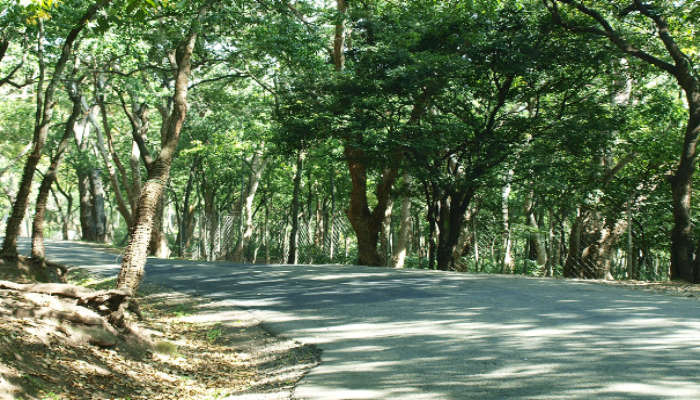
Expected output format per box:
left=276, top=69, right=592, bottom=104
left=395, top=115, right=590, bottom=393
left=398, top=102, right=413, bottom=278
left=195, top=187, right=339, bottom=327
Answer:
left=19, top=239, right=700, bottom=399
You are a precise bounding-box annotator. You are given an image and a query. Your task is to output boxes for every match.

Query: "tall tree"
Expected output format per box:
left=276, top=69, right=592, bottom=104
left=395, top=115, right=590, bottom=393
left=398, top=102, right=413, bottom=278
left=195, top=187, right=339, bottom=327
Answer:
left=117, top=2, right=210, bottom=292
left=2, top=0, right=111, bottom=260
left=31, top=76, right=86, bottom=259
left=544, top=0, right=699, bottom=281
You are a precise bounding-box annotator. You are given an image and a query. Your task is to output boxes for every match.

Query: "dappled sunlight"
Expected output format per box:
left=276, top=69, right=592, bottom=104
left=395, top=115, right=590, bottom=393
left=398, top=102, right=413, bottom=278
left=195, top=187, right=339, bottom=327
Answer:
left=599, top=381, right=700, bottom=398
left=29, top=239, right=700, bottom=399
left=480, top=363, right=559, bottom=378
left=311, top=273, right=391, bottom=281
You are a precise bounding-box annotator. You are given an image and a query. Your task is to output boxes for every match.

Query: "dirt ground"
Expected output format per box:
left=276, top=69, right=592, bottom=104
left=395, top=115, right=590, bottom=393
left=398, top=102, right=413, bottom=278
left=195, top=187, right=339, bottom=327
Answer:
left=587, top=278, right=700, bottom=300
left=0, top=266, right=320, bottom=400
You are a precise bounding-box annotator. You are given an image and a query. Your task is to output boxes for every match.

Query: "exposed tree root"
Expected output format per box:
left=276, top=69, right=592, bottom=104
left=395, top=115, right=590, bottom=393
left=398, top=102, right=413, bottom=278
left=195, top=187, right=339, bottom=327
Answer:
left=0, top=277, right=150, bottom=349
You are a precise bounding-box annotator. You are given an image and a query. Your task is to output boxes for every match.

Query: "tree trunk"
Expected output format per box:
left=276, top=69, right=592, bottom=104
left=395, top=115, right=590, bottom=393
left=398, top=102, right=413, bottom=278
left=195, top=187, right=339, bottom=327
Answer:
left=116, top=15, right=202, bottom=292
left=329, top=170, right=336, bottom=260
left=282, top=218, right=291, bottom=263
left=435, top=190, right=474, bottom=270
left=626, top=197, right=635, bottom=279
left=501, top=169, right=514, bottom=273
left=451, top=205, right=478, bottom=268
left=391, top=174, right=412, bottom=269
left=31, top=87, right=83, bottom=259
left=51, top=185, right=72, bottom=240
left=305, top=168, right=313, bottom=263
left=472, top=215, right=480, bottom=271
left=564, top=213, right=584, bottom=278
left=379, top=199, right=393, bottom=267
left=344, top=90, right=430, bottom=267
left=148, top=192, right=169, bottom=258
left=565, top=210, right=627, bottom=280
left=525, top=191, right=547, bottom=269
left=233, top=154, right=266, bottom=262
left=345, top=148, right=397, bottom=266
left=117, top=161, right=170, bottom=291
left=314, top=195, right=323, bottom=248
left=545, top=209, right=557, bottom=277
left=264, top=201, right=270, bottom=264
left=129, top=140, right=142, bottom=211
left=677, top=94, right=700, bottom=282
left=77, top=168, right=97, bottom=241
left=202, top=183, right=217, bottom=261
left=89, top=96, right=134, bottom=228
left=90, top=169, right=107, bottom=243
left=287, top=150, right=304, bottom=264
left=427, top=203, right=437, bottom=269
left=176, top=160, right=198, bottom=257
left=2, top=0, right=110, bottom=259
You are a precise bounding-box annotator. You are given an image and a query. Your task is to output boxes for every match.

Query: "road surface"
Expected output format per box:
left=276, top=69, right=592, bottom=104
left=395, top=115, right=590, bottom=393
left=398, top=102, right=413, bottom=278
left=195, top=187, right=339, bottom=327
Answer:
left=20, top=239, right=700, bottom=399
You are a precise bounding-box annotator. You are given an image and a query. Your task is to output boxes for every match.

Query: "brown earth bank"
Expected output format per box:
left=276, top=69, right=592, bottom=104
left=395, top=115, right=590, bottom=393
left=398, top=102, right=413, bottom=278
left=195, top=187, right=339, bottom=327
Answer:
left=0, top=260, right=320, bottom=400
left=583, top=278, right=700, bottom=300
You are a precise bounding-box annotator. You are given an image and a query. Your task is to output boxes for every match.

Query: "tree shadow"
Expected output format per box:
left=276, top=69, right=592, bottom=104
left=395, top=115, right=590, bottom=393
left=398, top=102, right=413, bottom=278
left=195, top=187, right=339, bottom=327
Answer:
left=34, top=239, right=700, bottom=399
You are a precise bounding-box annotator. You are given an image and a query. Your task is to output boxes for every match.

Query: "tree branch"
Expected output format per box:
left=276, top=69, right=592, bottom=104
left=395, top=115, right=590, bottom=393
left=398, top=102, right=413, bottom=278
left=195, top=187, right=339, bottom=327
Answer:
left=546, top=0, right=677, bottom=75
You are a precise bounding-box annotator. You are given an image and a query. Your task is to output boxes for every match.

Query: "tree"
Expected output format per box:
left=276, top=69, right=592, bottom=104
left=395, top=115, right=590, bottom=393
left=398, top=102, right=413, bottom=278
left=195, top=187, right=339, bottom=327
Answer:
left=117, top=1, right=210, bottom=292
left=31, top=73, right=86, bottom=259
left=2, top=0, right=111, bottom=260
left=544, top=0, right=699, bottom=282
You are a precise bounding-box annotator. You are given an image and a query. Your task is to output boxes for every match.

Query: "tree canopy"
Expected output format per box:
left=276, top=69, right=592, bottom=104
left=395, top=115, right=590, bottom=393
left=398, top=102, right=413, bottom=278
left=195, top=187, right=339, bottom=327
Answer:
left=0, top=0, right=698, bottom=285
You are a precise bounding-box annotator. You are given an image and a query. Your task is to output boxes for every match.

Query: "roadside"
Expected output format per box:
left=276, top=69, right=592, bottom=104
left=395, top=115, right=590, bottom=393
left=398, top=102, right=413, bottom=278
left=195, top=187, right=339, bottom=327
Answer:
left=574, top=277, right=699, bottom=300
left=0, top=265, right=320, bottom=400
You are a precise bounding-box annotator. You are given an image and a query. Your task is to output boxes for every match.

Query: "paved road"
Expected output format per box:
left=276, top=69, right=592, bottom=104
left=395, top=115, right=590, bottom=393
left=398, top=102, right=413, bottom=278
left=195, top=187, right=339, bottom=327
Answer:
left=21, top=239, right=700, bottom=399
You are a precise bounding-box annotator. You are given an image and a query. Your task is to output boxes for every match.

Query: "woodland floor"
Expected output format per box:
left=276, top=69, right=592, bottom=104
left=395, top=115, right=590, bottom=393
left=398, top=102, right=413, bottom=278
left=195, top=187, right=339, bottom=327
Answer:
left=585, top=278, right=700, bottom=300
left=0, top=263, right=320, bottom=400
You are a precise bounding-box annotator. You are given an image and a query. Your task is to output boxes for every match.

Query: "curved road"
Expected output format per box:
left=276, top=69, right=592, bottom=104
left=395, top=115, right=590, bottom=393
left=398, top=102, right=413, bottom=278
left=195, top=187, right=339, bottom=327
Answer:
left=24, top=239, right=700, bottom=399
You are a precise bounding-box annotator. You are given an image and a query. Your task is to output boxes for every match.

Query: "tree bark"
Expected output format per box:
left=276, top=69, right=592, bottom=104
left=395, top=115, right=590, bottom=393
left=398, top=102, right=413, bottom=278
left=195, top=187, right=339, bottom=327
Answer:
left=90, top=92, right=134, bottom=228
left=472, top=214, right=480, bottom=271
left=233, top=154, right=267, bottom=262
left=344, top=88, right=431, bottom=267
left=77, top=168, right=97, bottom=241
left=333, top=0, right=347, bottom=72
left=1, top=0, right=111, bottom=260
left=202, top=181, right=217, bottom=261
left=176, top=158, right=198, bottom=257
left=50, top=185, right=72, bottom=240
left=116, top=11, right=203, bottom=292
left=545, top=209, right=557, bottom=277
left=90, top=168, right=107, bottom=243
left=392, top=174, right=412, bottom=269
left=379, top=199, right=393, bottom=267
left=329, top=170, right=336, bottom=260
left=501, top=169, right=515, bottom=273
left=426, top=202, right=437, bottom=269
left=148, top=191, right=169, bottom=258
left=31, top=84, right=84, bottom=259
left=264, top=200, right=270, bottom=264
left=547, top=0, right=700, bottom=282
left=287, top=150, right=304, bottom=264
left=564, top=210, right=627, bottom=280
left=345, top=147, right=398, bottom=266
left=677, top=94, right=700, bottom=282
left=435, top=188, right=475, bottom=270
left=525, top=190, right=547, bottom=269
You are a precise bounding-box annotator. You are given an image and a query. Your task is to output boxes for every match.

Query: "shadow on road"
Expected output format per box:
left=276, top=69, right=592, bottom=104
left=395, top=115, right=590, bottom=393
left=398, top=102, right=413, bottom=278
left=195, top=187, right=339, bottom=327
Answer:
left=29, top=239, right=700, bottom=399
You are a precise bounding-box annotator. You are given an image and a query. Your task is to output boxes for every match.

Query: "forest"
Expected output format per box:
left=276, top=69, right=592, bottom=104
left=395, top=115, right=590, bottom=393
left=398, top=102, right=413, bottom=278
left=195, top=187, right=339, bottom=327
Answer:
left=1, top=0, right=699, bottom=291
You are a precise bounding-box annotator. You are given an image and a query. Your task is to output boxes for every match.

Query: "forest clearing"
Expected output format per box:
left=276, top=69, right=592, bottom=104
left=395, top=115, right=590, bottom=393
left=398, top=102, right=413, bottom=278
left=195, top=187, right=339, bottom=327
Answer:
left=1, top=0, right=699, bottom=398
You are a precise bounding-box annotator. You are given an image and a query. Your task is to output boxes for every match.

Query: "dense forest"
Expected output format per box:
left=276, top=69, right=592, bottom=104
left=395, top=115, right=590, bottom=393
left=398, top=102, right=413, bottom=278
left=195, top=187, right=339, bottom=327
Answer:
left=1, top=0, right=699, bottom=291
